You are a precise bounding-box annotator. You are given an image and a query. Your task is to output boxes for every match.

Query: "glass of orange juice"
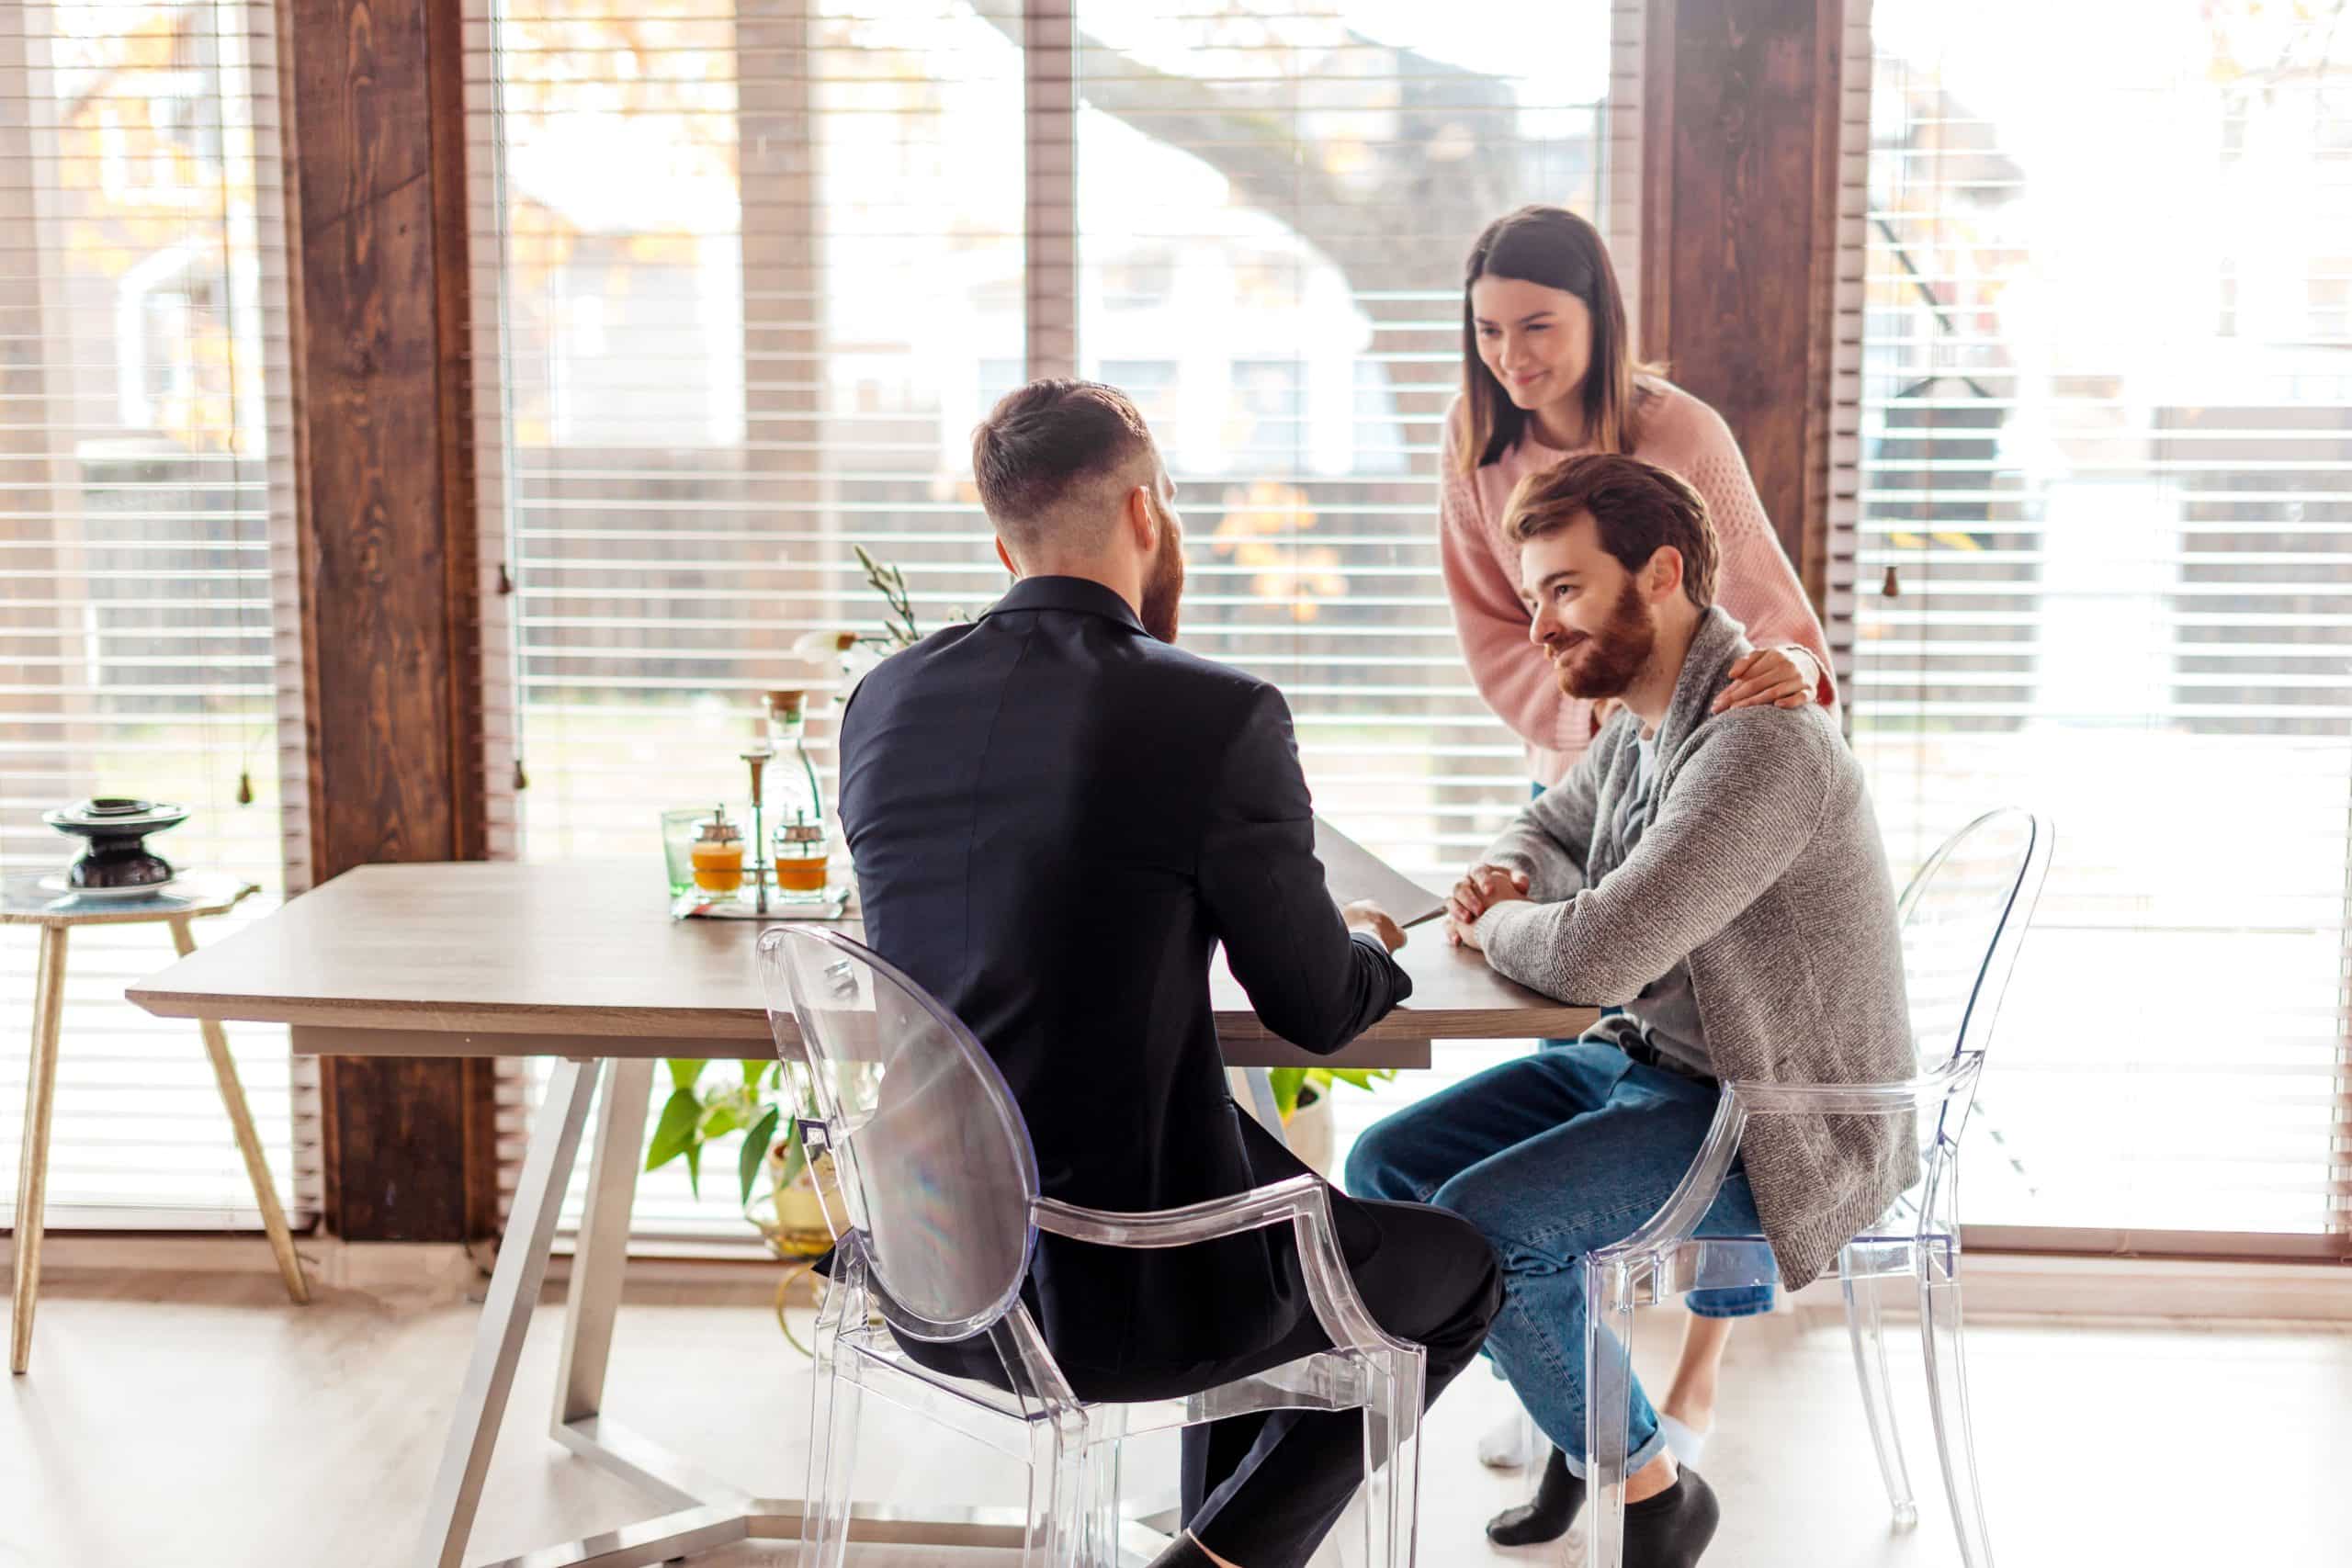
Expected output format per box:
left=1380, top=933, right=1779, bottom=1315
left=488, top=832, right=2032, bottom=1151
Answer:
left=774, top=812, right=830, bottom=898
left=687, top=805, right=746, bottom=893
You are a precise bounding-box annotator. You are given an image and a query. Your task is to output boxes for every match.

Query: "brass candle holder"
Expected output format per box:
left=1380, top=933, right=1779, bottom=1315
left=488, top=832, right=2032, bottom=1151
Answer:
left=741, top=744, right=774, bottom=915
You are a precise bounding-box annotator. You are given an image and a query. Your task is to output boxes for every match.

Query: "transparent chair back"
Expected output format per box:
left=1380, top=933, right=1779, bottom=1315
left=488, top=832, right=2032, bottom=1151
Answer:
left=761, top=924, right=1038, bottom=1343
left=1898, top=806, right=2046, bottom=1168
left=1577, top=808, right=2053, bottom=1568
left=758, top=924, right=1429, bottom=1568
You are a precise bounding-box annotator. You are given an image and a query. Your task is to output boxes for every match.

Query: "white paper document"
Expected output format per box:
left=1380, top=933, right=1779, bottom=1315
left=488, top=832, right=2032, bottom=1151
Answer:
left=1313, top=815, right=1449, bottom=929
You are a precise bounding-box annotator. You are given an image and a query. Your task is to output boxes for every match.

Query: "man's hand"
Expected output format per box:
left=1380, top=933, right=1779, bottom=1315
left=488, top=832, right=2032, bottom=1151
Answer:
left=1341, top=899, right=1406, bottom=953
left=1445, top=863, right=1531, bottom=927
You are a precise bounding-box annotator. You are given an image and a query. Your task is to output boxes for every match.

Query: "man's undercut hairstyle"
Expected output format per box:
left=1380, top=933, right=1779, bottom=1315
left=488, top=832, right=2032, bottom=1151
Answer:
left=972, top=378, right=1156, bottom=554
left=1505, top=451, right=1720, bottom=608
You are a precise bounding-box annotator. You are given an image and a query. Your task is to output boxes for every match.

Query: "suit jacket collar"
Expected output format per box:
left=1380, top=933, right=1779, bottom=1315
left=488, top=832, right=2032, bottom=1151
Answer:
left=987, top=574, right=1148, bottom=636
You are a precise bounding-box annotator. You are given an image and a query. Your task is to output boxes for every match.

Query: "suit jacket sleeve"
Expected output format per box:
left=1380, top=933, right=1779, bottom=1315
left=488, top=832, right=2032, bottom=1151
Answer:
left=1197, top=683, right=1412, bottom=1055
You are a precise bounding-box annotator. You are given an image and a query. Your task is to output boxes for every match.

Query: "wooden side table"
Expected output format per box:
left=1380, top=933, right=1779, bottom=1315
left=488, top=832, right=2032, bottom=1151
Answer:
left=4, top=873, right=309, bottom=1373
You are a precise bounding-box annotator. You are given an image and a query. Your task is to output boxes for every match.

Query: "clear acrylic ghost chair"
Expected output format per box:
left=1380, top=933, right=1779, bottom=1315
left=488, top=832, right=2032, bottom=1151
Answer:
left=758, top=924, right=1429, bottom=1568
left=1577, top=808, right=2052, bottom=1568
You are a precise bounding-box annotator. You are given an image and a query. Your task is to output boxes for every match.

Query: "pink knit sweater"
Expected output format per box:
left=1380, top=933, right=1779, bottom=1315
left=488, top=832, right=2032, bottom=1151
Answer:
left=1439, top=381, right=1836, bottom=785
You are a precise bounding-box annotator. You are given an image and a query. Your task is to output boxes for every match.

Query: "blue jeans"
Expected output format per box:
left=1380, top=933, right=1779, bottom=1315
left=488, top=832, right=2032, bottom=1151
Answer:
left=1343, top=1042, right=1771, bottom=1477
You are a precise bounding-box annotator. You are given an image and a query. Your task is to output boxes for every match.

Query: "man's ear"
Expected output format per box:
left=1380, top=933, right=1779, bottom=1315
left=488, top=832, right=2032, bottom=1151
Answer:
left=994, top=536, right=1020, bottom=578
left=1126, top=483, right=1159, bottom=550
left=1645, top=546, right=1685, bottom=604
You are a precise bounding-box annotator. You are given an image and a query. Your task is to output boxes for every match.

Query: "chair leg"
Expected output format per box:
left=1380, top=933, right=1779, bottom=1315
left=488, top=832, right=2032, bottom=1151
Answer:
left=1358, top=1346, right=1425, bottom=1568
left=1919, top=1242, right=1996, bottom=1568
left=1581, top=1254, right=1640, bottom=1568
left=9, top=926, right=68, bottom=1375
left=799, top=1269, right=863, bottom=1568
left=1076, top=1428, right=1122, bottom=1568
left=1023, top=1417, right=1088, bottom=1568
left=168, top=916, right=309, bottom=1305
left=1839, top=1246, right=1917, bottom=1528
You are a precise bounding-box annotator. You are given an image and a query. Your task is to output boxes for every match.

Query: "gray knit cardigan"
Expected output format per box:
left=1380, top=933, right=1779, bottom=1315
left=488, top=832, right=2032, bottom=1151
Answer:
left=1472, top=607, right=1917, bottom=1291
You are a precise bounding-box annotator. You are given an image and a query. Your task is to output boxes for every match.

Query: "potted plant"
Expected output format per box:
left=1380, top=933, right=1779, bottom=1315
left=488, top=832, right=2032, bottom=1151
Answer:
left=1263, top=1066, right=1395, bottom=1177
left=645, top=1057, right=833, bottom=1259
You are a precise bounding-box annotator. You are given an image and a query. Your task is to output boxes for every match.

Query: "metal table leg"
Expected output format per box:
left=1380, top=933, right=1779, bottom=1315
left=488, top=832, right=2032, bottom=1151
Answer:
left=414, top=1056, right=601, bottom=1568
left=553, top=1057, right=651, bottom=1428
left=418, top=1054, right=1148, bottom=1568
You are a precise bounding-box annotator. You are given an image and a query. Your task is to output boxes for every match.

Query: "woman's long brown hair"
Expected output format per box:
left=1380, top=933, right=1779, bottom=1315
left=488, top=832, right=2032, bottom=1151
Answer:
left=1455, top=204, right=1658, bottom=477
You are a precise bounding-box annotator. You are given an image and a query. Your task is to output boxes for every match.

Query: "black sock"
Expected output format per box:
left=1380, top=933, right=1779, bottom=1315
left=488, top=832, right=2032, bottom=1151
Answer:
left=1623, top=1465, right=1722, bottom=1568
left=1486, top=1444, right=1586, bottom=1546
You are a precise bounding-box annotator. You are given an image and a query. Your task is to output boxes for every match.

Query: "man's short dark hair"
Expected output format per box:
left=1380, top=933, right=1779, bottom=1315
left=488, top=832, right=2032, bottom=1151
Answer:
left=971, top=378, right=1155, bottom=552
left=1505, top=452, right=1720, bottom=608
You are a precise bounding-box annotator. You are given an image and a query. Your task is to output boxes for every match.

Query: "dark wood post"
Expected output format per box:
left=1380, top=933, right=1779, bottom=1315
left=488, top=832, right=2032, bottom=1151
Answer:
left=1641, top=0, right=1849, bottom=611
left=285, top=0, right=497, bottom=1241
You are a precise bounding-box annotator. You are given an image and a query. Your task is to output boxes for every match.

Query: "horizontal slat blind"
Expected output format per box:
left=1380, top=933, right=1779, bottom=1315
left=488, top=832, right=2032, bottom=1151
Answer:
left=1066, top=3, right=1614, bottom=876
left=0, top=0, right=312, bottom=1231
left=1849, top=1, right=2352, bottom=1243
left=467, top=0, right=1628, bottom=1240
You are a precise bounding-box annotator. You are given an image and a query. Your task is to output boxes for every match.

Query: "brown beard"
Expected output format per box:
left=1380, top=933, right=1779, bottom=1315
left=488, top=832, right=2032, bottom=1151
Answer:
left=1554, top=579, right=1655, bottom=699
left=1139, top=502, right=1186, bottom=643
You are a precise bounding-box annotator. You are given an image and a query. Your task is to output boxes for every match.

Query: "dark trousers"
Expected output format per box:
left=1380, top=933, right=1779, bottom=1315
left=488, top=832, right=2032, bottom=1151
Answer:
left=894, top=1117, right=1500, bottom=1568
left=1178, top=1177, right=1502, bottom=1568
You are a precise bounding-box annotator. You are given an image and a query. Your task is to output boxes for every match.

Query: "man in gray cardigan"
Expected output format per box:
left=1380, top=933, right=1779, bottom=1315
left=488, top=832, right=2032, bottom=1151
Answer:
left=1346, top=453, right=1914, bottom=1568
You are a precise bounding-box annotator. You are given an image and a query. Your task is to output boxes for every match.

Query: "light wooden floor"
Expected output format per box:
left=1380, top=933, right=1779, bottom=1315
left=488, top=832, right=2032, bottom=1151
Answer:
left=4, top=1267, right=2349, bottom=1567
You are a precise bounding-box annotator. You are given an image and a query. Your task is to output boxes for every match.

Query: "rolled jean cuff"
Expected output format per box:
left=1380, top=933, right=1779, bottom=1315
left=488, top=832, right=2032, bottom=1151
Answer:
left=1561, top=1423, right=1669, bottom=1483
left=1686, top=1284, right=1774, bottom=1319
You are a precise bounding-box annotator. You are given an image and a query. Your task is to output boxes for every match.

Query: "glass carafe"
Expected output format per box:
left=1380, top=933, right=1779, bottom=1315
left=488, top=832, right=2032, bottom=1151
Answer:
left=765, top=691, right=831, bottom=900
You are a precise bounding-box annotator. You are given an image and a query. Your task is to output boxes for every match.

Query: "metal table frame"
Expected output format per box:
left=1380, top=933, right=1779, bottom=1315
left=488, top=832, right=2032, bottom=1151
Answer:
left=419, top=1053, right=1254, bottom=1568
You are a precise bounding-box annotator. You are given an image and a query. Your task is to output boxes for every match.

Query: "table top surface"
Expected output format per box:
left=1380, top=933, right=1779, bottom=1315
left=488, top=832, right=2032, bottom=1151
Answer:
left=2, top=873, right=256, bottom=928
left=124, top=860, right=1590, bottom=1057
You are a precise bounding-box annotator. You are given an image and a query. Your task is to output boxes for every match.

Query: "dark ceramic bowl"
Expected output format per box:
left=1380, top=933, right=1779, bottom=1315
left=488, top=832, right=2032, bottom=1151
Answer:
left=42, top=797, right=188, bottom=890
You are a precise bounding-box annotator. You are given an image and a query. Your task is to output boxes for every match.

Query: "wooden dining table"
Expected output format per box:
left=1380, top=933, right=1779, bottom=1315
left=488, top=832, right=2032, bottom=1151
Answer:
left=128, top=859, right=1595, bottom=1568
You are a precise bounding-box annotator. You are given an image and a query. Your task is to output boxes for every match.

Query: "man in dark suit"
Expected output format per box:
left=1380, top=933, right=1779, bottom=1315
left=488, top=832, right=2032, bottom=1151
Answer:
left=837, top=379, right=1502, bottom=1568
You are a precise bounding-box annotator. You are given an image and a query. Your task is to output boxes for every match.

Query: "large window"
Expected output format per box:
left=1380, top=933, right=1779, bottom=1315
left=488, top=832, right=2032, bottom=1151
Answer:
left=1850, top=1, right=2352, bottom=1249
left=1065, top=3, right=1624, bottom=880
left=468, top=0, right=1632, bottom=1235
left=0, top=0, right=309, bottom=1230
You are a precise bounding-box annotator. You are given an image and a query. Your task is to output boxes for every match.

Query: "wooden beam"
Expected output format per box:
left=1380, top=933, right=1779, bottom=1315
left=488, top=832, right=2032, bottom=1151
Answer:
left=285, top=0, right=495, bottom=1242
left=1641, top=0, right=1849, bottom=609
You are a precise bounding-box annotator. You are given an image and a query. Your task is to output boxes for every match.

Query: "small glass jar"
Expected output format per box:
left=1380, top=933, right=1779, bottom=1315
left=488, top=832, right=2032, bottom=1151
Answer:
left=688, top=804, right=746, bottom=892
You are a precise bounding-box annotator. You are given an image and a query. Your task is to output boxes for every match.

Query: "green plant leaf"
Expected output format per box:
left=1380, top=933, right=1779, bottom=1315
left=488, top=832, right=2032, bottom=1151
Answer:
left=667, top=1058, right=707, bottom=1094
left=697, top=1097, right=749, bottom=1143
left=739, top=1106, right=781, bottom=1206
left=741, top=1057, right=768, bottom=1091
left=775, top=1115, right=808, bottom=1189
left=1266, top=1066, right=1307, bottom=1119
left=683, top=1141, right=702, bottom=1198
left=645, top=1088, right=700, bottom=1173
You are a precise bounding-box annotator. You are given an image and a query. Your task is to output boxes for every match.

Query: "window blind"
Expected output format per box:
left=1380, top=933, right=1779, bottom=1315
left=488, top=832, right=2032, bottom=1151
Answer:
left=0, top=0, right=314, bottom=1232
left=1842, top=0, right=2352, bottom=1250
left=465, top=0, right=1638, bottom=1240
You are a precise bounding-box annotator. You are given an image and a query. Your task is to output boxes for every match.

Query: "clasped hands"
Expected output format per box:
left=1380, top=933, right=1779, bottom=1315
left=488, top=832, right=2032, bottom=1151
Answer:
left=1445, top=863, right=1532, bottom=952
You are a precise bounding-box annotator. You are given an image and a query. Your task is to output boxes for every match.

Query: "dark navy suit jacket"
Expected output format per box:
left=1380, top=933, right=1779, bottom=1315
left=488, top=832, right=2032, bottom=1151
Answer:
left=837, top=574, right=1410, bottom=1395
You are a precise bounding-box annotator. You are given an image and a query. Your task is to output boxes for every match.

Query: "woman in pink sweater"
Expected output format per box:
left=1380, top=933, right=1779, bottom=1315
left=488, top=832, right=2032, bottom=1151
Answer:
left=1442, top=204, right=1832, bottom=784
left=1436, top=205, right=1832, bottom=1546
